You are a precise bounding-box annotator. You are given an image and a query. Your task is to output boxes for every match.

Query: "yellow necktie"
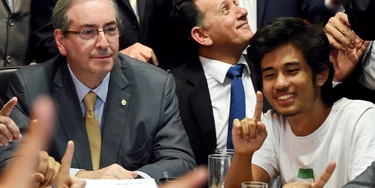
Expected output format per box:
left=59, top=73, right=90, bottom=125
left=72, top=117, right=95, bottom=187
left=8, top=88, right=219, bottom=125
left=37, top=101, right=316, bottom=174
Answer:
left=84, top=92, right=102, bottom=170
left=129, top=0, right=140, bottom=23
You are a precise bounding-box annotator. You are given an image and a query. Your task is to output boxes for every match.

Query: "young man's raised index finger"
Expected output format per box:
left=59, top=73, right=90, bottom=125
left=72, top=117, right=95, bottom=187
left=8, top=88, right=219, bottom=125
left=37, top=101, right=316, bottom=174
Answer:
left=253, top=91, right=263, bottom=123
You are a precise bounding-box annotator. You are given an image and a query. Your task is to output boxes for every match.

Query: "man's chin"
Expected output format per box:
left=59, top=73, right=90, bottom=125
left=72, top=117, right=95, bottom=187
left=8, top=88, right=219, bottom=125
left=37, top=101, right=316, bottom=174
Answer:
left=274, top=106, right=300, bottom=117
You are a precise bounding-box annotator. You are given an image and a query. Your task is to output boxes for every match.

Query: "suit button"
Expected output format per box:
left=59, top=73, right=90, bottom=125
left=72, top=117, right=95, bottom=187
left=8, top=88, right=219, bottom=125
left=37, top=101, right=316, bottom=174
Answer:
left=6, top=56, right=12, bottom=64
left=8, top=19, right=14, bottom=27
left=132, top=22, right=138, bottom=29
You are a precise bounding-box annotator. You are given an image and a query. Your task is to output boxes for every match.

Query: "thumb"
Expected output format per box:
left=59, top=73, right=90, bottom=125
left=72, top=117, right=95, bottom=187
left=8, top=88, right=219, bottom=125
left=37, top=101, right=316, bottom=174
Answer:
left=130, top=171, right=138, bottom=178
left=0, top=97, right=17, bottom=116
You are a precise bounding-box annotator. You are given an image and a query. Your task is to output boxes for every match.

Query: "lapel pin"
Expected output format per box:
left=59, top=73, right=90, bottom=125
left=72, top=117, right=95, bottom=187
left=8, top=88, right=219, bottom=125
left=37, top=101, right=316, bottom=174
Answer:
left=121, top=99, right=127, bottom=106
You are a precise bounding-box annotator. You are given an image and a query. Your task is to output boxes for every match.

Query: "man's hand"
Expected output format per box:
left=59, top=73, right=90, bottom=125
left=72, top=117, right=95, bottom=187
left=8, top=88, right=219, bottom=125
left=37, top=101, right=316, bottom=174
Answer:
left=325, top=12, right=360, bottom=51
left=160, top=166, right=208, bottom=188
left=55, top=141, right=86, bottom=188
left=0, top=97, right=22, bottom=145
left=120, top=42, right=158, bottom=65
left=0, top=96, right=55, bottom=188
left=33, top=151, right=60, bottom=187
left=76, top=163, right=138, bottom=179
left=232, top=91, right=267, bottom=155
left=282, top=161, right=336, bottom=188
left=330, top=40, right=369, bottom=81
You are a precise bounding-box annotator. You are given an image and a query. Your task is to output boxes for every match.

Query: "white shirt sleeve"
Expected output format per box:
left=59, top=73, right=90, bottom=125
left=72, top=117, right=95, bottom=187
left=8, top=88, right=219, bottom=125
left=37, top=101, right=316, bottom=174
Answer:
left=347, top=106, right=375, bottom=179
left=70, top=168, right=82, bottom=176
left=360, top=42, right=375, bottom=90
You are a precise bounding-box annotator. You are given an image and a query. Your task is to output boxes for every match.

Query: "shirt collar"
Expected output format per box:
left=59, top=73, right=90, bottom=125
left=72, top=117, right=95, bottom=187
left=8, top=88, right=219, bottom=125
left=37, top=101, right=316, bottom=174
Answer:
left=67, top=64, right=110, bottom=103
left=200, top=55, right=250, bottom=83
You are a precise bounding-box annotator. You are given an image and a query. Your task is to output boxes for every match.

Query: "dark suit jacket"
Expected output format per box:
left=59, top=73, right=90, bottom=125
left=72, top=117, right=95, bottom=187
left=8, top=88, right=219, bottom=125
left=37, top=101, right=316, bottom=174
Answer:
left=31, top=0, right=173, bottom=66
left=298, top=0, right=336, bottom=24
left=257, top=0, right=299, bottom=27
left=248, top=0, right=329, bottom=28
left=342, top=0, right=375, bottom=40
left=343, top=161, right=375, bottom=187
left=0, top=0, right=32, bottom=67
left=170, top=55, right=271, bottom=166
left=0, top=53, right=196, bottom=179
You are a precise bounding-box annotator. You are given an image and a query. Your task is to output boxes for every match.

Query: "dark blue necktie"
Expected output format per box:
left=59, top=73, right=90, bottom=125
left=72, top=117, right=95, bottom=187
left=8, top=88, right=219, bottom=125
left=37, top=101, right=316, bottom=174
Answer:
left=226, top=64, right=245, bottom=149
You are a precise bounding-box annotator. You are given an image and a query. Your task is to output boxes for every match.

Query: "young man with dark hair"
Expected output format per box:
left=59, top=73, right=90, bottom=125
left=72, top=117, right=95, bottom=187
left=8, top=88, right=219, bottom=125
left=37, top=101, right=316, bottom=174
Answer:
left=225, top=17, right=375, bottom=188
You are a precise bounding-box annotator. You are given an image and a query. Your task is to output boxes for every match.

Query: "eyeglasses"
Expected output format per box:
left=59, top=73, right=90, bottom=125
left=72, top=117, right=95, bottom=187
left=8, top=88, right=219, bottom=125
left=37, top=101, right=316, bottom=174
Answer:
left=64, top=25, right=122, bottom=40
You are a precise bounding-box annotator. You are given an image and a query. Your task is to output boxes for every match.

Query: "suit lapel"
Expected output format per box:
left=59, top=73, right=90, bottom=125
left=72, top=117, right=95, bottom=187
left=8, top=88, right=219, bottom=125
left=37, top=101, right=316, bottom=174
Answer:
left=52, top=60, right=93, bottom=169
left=13, top=0, right=30, bottom=14
left=100, top=62, right=130, bottom=168
left=120, top=0, right=133, bottom=13
left=138, top=0, right=146, bottom=24
left=257, top=0, right=267, bottom=27
left=3, top=0, right=11, bottom=13
left=187, top=61, right=217, bottom=153
left=119, top=0, right=140, bottom=23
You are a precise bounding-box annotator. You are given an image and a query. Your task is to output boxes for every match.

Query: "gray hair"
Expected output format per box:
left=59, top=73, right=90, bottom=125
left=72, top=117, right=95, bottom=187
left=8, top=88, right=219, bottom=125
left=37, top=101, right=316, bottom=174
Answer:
left=52, top=0, right=122, bottom=33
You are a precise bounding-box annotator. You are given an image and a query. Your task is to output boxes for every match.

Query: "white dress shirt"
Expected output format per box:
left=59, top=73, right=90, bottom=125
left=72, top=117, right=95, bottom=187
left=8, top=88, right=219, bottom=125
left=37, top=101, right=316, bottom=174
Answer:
left=6, top=0, right=13, bottom=12
left=200, top=55, right=256, bottom=150
left=68, top=65, right=109, bottom=130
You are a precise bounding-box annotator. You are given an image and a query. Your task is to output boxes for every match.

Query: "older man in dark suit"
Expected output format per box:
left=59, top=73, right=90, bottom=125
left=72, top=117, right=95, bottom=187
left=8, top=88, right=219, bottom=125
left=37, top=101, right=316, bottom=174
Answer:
left=31, top=0, right=173, bottom=67
left=0, top=0, right=195, bottom=181
left=168, top=0, right=276, bottom=167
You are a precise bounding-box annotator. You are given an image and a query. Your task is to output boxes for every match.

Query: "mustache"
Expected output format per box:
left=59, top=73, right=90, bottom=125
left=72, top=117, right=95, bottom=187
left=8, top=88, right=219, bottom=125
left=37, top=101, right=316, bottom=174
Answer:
left=90, top=49, right=113, bottom=57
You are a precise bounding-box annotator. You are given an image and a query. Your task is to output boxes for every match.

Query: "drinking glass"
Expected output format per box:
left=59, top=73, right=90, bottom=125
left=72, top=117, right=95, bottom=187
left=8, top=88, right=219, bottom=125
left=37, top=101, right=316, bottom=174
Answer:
left=215, top=148, right=234, bottom=157
left=208, top=154, right=231, bottom=188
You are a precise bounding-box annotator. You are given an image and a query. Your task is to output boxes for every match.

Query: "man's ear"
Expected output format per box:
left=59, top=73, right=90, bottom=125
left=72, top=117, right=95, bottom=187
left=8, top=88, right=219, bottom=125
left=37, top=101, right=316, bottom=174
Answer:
left=54, top=29, right=67, bottom=56
left=191, top=26, right=213, bottom=46
left=316, top=64, right=329, bottom=86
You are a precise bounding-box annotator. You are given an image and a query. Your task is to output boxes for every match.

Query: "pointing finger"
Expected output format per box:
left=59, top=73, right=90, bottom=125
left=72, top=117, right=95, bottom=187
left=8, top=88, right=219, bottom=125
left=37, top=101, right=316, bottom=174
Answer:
left=253, top=91, right=263, bottom=123
left=0, top=97, right=17, bottom=116
left=313, top=161, right=336, bottom=188
left=60, top=141, right=74, bottom=179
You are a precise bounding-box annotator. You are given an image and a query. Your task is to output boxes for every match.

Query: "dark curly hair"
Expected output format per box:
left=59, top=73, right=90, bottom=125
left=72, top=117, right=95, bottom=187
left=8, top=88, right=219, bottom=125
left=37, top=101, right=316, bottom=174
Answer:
left=247, top=17, right=336, bottom=106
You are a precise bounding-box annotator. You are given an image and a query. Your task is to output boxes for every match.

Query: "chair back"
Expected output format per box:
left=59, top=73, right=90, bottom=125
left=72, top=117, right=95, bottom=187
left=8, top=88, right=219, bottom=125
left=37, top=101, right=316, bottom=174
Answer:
left=0, top=67, right=19, bottom=106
